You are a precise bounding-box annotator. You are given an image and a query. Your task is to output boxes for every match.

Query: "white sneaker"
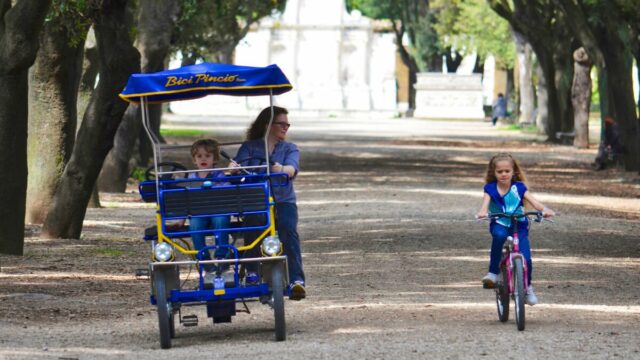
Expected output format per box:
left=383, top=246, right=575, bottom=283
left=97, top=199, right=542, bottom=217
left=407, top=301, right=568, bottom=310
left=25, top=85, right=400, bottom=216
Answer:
left=482, top=272, right=499, bottom=288
left=526, top=286, right=538, bottom=305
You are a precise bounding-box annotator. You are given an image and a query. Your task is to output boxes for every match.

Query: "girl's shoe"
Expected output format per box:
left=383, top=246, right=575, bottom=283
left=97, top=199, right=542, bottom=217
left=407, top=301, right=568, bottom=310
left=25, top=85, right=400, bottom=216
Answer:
left=526, top=286, right=538, bottom=305
left=482, top=272, right=498, bottom=288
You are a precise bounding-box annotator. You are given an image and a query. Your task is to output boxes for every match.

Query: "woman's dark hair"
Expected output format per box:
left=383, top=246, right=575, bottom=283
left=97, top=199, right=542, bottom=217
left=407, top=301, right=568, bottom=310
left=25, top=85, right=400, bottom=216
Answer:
left=246, top=106, right=289, bottom=140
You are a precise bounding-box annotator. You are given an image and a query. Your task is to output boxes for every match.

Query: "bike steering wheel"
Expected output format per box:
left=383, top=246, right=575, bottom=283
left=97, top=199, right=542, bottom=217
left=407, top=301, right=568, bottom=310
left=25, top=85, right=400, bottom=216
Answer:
left=145, top=162, right=188, bottom=181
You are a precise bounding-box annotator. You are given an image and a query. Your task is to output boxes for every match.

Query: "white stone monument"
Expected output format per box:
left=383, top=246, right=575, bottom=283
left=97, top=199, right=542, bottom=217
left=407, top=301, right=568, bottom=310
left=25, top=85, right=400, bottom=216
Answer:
left=413, top=73, right=485, bottom=119
left=171, top=0, right=398, bottom=116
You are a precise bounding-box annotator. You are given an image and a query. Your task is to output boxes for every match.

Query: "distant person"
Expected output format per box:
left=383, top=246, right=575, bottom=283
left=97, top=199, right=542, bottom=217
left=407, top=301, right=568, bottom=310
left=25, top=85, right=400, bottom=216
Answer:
left=491, top=93, right=508, bottom=126
left=476, top=153, right=555, bottom=306
left=233, top=106, right=306, bottom=300
left=592, top=116, right=625, bottom=170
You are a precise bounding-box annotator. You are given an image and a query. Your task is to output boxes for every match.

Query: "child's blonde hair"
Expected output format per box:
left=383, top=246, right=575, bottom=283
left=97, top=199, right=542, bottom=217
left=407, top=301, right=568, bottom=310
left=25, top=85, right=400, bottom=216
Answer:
left=190, top=139, right=221, bottom=162
left=484, top=153, right=527, bottom=184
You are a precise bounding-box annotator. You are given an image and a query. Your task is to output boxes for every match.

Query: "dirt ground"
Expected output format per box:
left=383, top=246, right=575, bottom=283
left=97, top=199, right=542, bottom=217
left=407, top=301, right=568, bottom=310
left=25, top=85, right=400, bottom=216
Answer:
left=1, top=115, right=640, bottom=359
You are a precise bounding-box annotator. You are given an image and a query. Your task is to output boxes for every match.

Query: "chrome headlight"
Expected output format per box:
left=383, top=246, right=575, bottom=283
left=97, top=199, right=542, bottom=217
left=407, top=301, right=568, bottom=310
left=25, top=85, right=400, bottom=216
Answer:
left=261, top=235, right=281, bottom=256
left=154, top=242, right=174, bottom=262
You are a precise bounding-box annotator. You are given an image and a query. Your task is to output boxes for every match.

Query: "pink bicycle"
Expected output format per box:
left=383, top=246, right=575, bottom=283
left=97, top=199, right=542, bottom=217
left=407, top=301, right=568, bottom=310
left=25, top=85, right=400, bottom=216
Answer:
left=484, top=211, right=546, bottom=331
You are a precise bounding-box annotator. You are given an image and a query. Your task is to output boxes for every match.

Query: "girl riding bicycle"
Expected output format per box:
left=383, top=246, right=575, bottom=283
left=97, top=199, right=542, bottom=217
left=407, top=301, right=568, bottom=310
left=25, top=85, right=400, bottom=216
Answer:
left=476, top=153, right=555, bottom=305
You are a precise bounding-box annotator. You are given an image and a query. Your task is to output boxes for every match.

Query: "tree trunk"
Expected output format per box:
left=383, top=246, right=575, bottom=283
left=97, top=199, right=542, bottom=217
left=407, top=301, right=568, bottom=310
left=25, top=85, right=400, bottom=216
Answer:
left=535, top=63, right=549, bottom=135
left=26, top=22, right=87, bottom=224
left=0, top=0, right=52, bottom=255
left=571, top=47, right=592, bottom=149
left=535, top=48, right=564, bottom=141
left=101, top=0, right=180, bottom=190
left=392, top=20, right=418, bottom=117
left=98, top=104, right=140, bottom=192
left=553, top=40, right=576, bottom=135
left=514, top=31, right=535, bottom=124
left=602, top=49, right=639, bottom=171
left=78, top=29, right=102, bottom=208
left=42, top=0, right=140, bottom=239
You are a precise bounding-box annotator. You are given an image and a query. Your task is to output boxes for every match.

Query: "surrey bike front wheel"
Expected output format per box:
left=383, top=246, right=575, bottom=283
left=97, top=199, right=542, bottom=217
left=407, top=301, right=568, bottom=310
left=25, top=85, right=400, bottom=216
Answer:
left=496, top=267, right=510, bottom=322
left=271, top=263, right=286, bottom=341
left=153, top=270, right=173, bottom=349
left=513, top=257, right=526, bottom=331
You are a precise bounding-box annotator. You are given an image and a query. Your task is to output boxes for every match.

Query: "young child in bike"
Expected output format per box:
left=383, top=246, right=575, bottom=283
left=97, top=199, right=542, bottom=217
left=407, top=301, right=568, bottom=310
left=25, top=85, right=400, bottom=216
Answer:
left=476, top=153, right=555, bottom=305
left=185, top=139, right=231, bottom=275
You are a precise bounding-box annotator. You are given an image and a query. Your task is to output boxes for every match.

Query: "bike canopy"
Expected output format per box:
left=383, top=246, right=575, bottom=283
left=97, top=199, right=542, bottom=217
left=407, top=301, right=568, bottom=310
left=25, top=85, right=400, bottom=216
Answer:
left=119, top=63, right=292, bottom=103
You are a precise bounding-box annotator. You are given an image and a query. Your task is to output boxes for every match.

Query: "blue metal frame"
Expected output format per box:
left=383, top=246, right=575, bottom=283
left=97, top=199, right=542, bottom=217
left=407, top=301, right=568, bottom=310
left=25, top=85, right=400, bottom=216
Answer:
left=158, top=180, right=271, bottom=238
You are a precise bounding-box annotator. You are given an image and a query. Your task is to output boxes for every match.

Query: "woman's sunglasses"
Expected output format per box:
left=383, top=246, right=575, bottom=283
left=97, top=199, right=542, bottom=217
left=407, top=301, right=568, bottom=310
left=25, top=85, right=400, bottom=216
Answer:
left=272, top=122, right=291, bottom=129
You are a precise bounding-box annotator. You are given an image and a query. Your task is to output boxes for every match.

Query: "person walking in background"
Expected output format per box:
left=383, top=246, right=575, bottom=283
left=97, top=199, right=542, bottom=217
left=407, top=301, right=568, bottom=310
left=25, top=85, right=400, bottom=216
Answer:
left=491, top=93, right=507, bottom=126
left=592, top=116, right=625, bottom=170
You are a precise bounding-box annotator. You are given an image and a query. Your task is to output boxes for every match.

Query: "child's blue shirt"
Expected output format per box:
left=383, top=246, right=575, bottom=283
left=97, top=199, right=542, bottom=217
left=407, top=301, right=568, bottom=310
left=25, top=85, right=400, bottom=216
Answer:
left=484, top=181, right=527, bottom=227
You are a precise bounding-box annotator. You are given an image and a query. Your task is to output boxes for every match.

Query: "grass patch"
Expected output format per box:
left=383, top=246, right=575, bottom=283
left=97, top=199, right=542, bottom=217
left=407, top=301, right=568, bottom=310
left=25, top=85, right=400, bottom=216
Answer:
left=497, top=124, right=538, bottom=133
left=160, top=128, right=210, bottom=137
left=94, top=247, right=127, bottom=257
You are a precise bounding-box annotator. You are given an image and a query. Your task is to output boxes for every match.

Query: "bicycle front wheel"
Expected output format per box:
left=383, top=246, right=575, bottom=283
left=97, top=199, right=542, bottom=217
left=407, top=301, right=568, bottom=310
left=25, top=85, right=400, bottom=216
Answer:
left=496, top=268, right=509, bottom=322
left=513, top=257, right=526, bottom=331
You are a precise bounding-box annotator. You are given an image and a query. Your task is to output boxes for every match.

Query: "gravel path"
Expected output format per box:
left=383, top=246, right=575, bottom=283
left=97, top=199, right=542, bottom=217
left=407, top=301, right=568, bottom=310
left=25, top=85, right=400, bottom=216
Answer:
left=1, top=115, right=639, bottom=359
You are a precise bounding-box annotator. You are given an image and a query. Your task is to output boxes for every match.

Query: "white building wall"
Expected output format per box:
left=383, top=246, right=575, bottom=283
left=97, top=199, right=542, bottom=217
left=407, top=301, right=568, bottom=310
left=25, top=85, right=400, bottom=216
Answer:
left=171, top=0, right=398, bottom=115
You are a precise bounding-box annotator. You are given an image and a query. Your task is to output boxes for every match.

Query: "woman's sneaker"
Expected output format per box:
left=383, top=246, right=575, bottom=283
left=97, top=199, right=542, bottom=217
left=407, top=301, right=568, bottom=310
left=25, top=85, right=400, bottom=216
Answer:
left=289, top=281, right=306, bottom=300
left=526, top=286, right=538, bottom=305
left=482, top=272, right=498, bottom=288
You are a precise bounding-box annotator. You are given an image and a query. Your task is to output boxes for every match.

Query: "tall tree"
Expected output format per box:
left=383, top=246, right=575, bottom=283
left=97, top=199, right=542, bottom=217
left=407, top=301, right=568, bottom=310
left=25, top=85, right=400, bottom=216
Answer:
left=0, top=0, right=52, bottom=255
left=555, top=0, right=640, bottom=171
left=488, top=0, right=576, bottom=142
left=99, top=0, right=181, bottom=192
left=42, top=0, right=140, bottom=239
left=26, top=1, right=91, bottom=224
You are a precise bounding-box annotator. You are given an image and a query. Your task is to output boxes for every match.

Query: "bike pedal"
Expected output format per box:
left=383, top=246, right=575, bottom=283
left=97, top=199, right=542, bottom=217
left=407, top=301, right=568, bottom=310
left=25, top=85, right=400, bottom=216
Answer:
left=181, top=314, right=198, bottom=327
left=134, top=268, right=149, bottom=280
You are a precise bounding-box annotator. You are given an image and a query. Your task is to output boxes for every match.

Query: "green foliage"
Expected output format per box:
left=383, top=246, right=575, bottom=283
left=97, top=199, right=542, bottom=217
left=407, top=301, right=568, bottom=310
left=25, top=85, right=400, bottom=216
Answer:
left=46, top=0, right=93, bottom=48
left=347, top=0, right=444, bottom=72
left=130, top=166, right=147, bottom=182
left=432, top=0, right=515, bottom=68
left=172, top=0, right=287, bottom=62
left=159, top=128, right=209, bottom=137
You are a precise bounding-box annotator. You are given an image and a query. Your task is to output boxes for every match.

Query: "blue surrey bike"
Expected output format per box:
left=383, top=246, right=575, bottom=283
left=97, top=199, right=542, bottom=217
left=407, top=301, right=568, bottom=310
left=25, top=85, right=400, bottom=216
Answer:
left=120, top=63, right=293, bottom=348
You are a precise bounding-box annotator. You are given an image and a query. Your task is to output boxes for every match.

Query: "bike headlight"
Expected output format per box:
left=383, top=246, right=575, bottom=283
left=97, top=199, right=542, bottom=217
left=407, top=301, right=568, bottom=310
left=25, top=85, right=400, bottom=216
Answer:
left=261, top=235, right=281, bottom=256
left=154, top=242, right=174, bottom=262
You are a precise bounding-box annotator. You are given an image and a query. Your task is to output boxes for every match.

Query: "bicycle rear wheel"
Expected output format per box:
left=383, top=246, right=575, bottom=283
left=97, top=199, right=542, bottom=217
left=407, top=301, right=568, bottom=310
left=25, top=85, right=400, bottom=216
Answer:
left=496, top=268, right=509, bottom=322
left=513, top=257, right=526, bottom=331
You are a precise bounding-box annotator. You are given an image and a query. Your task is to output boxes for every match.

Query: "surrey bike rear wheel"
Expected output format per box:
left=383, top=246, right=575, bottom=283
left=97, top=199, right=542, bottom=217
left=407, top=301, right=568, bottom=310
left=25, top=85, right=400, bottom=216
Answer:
left=496, top=267, right=510, bottom=322
left=513, top=257, right=526, bottom=331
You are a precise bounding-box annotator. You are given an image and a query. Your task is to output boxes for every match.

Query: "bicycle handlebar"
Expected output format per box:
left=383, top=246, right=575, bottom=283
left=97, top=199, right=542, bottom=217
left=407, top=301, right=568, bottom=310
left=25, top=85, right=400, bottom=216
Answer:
left=480, top=211, right=553, bottom=223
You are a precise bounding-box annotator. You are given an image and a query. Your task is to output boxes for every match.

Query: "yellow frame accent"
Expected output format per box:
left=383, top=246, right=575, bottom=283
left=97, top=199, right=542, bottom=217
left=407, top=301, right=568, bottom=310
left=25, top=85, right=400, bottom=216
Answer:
left=154, top=197, right=277, bottom=255
left=120, top=84, right=293, bottom=104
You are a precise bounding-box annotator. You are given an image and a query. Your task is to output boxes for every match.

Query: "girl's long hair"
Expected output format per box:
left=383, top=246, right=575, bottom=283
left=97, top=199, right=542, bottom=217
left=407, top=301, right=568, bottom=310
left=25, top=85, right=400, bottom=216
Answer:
left=246, top=106, right=289, bottom=140
left=484, top=153, right=527, bottom=184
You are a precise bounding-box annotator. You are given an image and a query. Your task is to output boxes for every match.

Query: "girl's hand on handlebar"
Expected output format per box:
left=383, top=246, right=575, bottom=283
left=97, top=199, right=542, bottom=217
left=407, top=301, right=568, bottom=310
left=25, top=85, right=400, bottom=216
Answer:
left=475, top=212, right=488, bottom=220
left=542, top=207, right=555, bottom=217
